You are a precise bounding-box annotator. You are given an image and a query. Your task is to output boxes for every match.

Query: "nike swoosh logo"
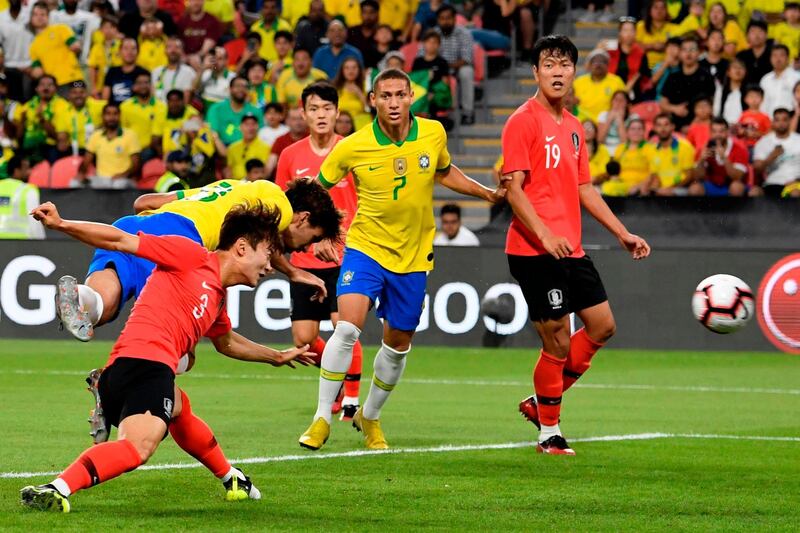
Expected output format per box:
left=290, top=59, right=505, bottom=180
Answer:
left=545, top=135, right=556, bottom=142
left=296, top=168, right=309, bottom=175
left=369, top=165, right=382, bottom=171
left=202, top=281, right=211, bottom=290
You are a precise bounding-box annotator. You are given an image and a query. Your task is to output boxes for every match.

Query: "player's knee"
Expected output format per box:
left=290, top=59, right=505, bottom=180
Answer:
left=541, top=325, right=571, bottom=358
left=594, top=317, right=616, bottom=343
left=334, top=320, right=361, bottom=344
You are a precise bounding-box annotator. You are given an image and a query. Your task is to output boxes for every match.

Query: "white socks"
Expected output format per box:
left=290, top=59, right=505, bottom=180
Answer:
left=539, top=424, right=561, bottom=443
left=220, top=466, right=244, bottom=482
left=362, top=343, right=409, bottom=420
left=342, top=395, right=359, bottom=407
left=314, top=321, right=361, bottom=423
left=77, top=284, right=104, bottom=325
left=51, top=477, right=71, bottom=497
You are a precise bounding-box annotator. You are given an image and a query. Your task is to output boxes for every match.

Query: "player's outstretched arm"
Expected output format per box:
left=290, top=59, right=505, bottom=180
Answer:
left=210, top=331, right=316, bottom=368
left=436, top=164, right=505, bottom=203
left=504, top=171, right=574, bottom=259
left=578, top=183, right=651, bottom=260
left=133, top=192, right=179, bottom=213
left=31, top=202, right=140, bottom=254
left=271, top=253, right=328, bottom=301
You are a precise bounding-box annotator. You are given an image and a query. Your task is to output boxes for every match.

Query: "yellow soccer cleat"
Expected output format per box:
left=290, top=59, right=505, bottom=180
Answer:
left=20, top=485, right=71, bottom=513
left=352, top=407, right=389, bottom=450
left=299, top=417, right=330, bottom=450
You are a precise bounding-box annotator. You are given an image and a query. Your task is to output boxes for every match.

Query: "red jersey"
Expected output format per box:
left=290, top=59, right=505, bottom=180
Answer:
left=701, top=136, right=750, bottom=187
left=275, top=135, right=358, bottom=269
left=501, top=97, right=591, bottom=257
left=107, top=234, right=231, bottom=373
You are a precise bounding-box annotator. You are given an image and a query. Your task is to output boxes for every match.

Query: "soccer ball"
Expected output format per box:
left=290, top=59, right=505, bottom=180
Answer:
left=692, top=274, right=755, bottom=334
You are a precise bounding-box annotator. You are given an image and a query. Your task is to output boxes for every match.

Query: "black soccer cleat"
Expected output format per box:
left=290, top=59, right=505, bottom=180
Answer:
left=536, top=435, right=576, bottom=456
left=223, top=469, right=261, bottom=501
left=20, top=484, right=71, bottom=513
left=339, top=404, right=359, bottom=422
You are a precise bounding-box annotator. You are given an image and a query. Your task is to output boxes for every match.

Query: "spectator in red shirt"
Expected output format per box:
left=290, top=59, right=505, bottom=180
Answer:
left=691, top=117, right=749, bottom=196
left=23, top=201, right=313, bottom=511
left=178, top=0, right=223, bottom=66
left=737, top=85, right=772, bottom=148
left=686, top=94, right=713, bottom=154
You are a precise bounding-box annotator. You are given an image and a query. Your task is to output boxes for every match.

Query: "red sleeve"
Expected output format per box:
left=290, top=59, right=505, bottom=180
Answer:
left=730, top=142, right=750, bottom=166
left=274, top=147, right=292, bottom=190
left=758, top=114, right=771, bottom=134
left=577, top=128, right=591, bottom=185
left=135, top=233, right=208, bottom=271
left=204, top=306, right=232, bottom=338
left=501, top=112, right=535, bottom=175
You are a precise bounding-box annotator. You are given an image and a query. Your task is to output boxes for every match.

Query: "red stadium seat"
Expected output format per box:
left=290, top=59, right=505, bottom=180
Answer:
left=138, top=159, right=166, bottom=190
left=630, top=101, right=661, bottom=123
left=473, top=43, right=486, bottom=83
left=28, top=161, right=50, bottom=188
left=223, top=38, right=246, bottom=68
left=50, top=156, right=84, bottom=188
left=399, top=41, right=420, bottom=72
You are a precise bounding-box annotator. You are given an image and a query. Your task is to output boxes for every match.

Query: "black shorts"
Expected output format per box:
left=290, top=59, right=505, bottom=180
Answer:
left=507, top=254, right=608, bottom=322
left=98, top=357, right=175, bottom=428
left=290, top=266, right=340, bottom=321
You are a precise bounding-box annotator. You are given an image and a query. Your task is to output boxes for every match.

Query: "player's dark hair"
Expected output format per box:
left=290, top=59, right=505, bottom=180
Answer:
left=711, top=116, right=729, bottom=128
left=774, top=107, right=794, bottom=119
left=293, top=46, right=312, bottom=58
left=218, top=202, right=282, bottom=253
left=245, top=30, right=262, bottom=43
left=134, top=71, right=151, bottom=82
left=245, top=159, right=265, bottom=172
left=360, top=0, right=379, bottom=11
left=653, top=112, right=673, bottom=124
left=773, top=43, right=791, bottom=56
left=301, top=80, right=339, bottom=108
left=166, top=89, right=183, bottom=100
left=230, top=75, right=249, bottom=88
left=36, top=74, right=57, bottom=87
left=102, top=102, right=120, bottom=114
left=744, top=84, right=764, bottom=97
left=274, top=30, right=294, bottom=42
left=692, top=93, right=713, bottom=106
left=436, top=3, right=456, bottom=17
left=680, top=33, right=701, bottom=48
left=422, top=28, right=441, bottom=42
left=531, top=35, right=578, bottom=68
left=747, top=19, right=768, bottom=33
left=440, top=203, right=461, bottom=218
left=265, top=102, right=284, bottom=114
left=284, top=178, right=344, bottom=241
left=665, top=36, right=682, bottom=47
left=372, top=68, right=411, bottom=92
left=706, top=28, right=724, bottom=41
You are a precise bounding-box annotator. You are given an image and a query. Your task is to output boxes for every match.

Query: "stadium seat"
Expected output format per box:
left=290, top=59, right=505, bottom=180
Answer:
left=630, top=101, right=661, bottom=123
left=223, top=38, right=246, bottom=68
left=49, top=156, right=84, bottom=188
left=399, top=41, right=420, bottom=72
left=138, top=159, right=166, bottom=190
left=28, top=161, right=50, bottom=188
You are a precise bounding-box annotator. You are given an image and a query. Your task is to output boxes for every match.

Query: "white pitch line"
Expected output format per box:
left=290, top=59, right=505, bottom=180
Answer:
left=5, top=369, right=800, bottom=396
left=1, top=433, right=798, bottom=480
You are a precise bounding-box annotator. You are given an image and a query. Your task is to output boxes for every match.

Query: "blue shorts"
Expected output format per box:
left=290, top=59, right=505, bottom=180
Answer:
left=336, top=248, right=427, bottom=332
left=703, top=181, right=731, bottom=197
left=87, top=212, right=202, bottom=320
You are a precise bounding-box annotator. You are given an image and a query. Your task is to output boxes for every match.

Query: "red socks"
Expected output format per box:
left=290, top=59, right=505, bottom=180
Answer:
left=310, top=336, right=327, bottom=367
left=59, top=439, right=142, bottom=493
left=169, top=389, right=231, bottom=478
left=563, top=328, right=603, bottom=392
left=533, top=350, right=566, bottom=426
left=344, top=340, right=363, bottom=398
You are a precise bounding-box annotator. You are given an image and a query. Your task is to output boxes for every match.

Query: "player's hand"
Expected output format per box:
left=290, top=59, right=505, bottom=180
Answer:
left=618, top=232, right=651, bottom=260
left=271, top=344, right=317, bottom=368
left=674, top=103, right=689, bottom=117
left=313, top=239, right=339, bottom=263
left=30, top=202, right=63, bottom=229
left=289, top=269, right=328, bottom=302
left=485, top=186, right=507, bottom=203
left=541, top=233, right=573, bottom=259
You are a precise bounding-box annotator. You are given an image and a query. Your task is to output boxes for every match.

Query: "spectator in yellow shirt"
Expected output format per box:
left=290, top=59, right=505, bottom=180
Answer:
left=333, top=57, right=371, bottom=130
left=14, top=75, right=71, bottom=164
left=583, top=119, right=612, bottom=183
left=275, top=48, right=328, bottom=107
left=28, top=3, right=84, bottom=87
left=120, top=72, right=166, bottom=161
left=250, top=0, right=292, bottom=62
left=769, top=3, right=800, bottom=64
left=573, top=49, right=627, bottom=124
left=707, top=2, right=747, bottom=58
left=55, top=80, right=96, bottom=158
left=225, top=113, right=270, bottom=181
left=649, top=113, right=698, bottom=195
left=598, top=117, right=657, bottom=196
left=379, top=0, right=418, bottom=42
left=78, top=102, right=141, bottom=189
left=281, top=0, right=312, bottom=29
left=636, top=0, right=676, bottom=67
left=88, top=16, right=123, bottom=98
left=137, top=17, right=168, bottom=72
left=324, top=0, right=362, bottom=28
left=268, top=30, right=295, bottom=85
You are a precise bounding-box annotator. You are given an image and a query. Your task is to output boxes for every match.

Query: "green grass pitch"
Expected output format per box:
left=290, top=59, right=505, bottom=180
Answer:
left=1, top=339, right=799, bottom=531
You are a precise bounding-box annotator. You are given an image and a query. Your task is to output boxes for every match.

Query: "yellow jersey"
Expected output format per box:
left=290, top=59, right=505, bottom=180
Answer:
left=319, top=116, right=451, bottom=273
left=148, top=179, right=293, bottom=250
left=53, top=102, right=95, bottom=150
left=572, top=73, right=626, bottom=123
left=323, top=0, right=361, bottom=27
left=589, top=143, right=611, bottom=180
left=204, top=0, right=235, bottom=23
left=137, top=37, right=168, bottom=72
left=281, top=0, right=312, bottom=28
left=88, top=39, right=122, bottom=89
left=275, top=67, right=328, bottom=107
left=635, top=20, right=677, bottom=67
left=14, top=95, right=71, bottom=148
left=379, top=0, right=419, bottom=32
left=651, top=136, right=696, bottom=188
left=602, top=141, right=657, bottom=196
left=163, top=105, right=199, bottom=153
left=250, top=18, right=293, bottom=62
left=86, top=128, right=142, bottom=177
left=120, top=96, right=167, bottom=148
left=770, top=22, right=800, bottom=62
left=29, top=24, right=83, bottom=85
left=226, top=138, right=271, bottom=180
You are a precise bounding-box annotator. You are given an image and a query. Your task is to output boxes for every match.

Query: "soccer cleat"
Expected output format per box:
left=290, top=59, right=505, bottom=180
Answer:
left=223, top=470, right=261, bottom=501
left=339, top=404, right=359, bottom=422
left=56, top=275, right=93, bottom=342
left=331, top=385, right=344, bottom=415
left=352, top=407, right=388, bottom=450
left=518, top=396, right=541, bottom=430
left=20, top=484, right=71, bottom=513
left=536, top=435, right=576, bottom=456
left=298, top=417, right=330, bottom=450
left=86, top=369, right=108, bottom=444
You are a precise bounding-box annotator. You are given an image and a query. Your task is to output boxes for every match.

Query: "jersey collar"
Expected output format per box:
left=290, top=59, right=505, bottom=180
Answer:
left=372, top=115, right=419, bottom=147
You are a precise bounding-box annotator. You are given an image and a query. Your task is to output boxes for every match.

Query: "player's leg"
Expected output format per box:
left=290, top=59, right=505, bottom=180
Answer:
left=332, top=310, right=363, bottom=421
left=562, top=256, right=614, bottom=391
left=354, top=269, right=426, bottom=449
left=299, top=250, right=380, bottom=450
left=169, top=387, right=261, bottom=500
left=291, top=320, right=323, bottom=363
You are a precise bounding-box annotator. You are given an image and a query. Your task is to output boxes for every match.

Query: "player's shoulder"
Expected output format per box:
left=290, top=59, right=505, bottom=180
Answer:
left=505, top=98, right=541, bottom=129
left=338, top=122, right=374, bottom=149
